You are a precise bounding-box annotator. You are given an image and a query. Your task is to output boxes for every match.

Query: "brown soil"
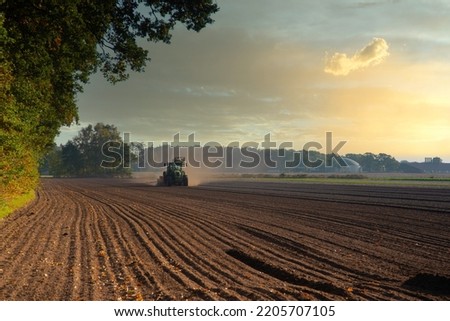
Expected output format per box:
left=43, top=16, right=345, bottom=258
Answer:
left=1, top=178, right=449, bottom=300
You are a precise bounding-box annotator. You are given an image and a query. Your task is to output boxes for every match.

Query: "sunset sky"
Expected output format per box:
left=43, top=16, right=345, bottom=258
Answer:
left=58, top=0, right=450, bottom=161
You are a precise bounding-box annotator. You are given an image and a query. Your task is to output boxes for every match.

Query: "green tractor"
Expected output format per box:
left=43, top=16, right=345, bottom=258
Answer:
left=158, top=157, right=188, bottom=186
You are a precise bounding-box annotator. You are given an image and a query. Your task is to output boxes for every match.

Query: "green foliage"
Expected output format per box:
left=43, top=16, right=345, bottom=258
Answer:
left=1, top=1, right=218, bottom=214
left=42, top=123, right=134, bottom=177
left=344, top=153, right=400, bottom=172
left=1, top=15, right=40, bottom=211
left=2, top=0, right=218, bottom=138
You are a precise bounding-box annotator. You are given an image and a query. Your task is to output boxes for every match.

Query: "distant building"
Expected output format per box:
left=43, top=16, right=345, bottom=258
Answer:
left=432, top=157, right=442, bottom=164
left=404, top=157, right=450, bottom=173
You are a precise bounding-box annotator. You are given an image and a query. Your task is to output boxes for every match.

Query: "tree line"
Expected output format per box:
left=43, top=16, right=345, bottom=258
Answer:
left=40, top=122, right=404, bottom=177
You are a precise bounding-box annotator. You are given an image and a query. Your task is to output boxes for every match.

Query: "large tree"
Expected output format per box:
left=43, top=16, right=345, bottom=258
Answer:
left=0, top=1, right=218, bottom=208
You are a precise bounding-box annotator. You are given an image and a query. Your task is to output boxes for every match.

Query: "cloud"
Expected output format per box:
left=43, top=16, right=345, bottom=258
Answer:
left=324, top=37, right=389, bottom=76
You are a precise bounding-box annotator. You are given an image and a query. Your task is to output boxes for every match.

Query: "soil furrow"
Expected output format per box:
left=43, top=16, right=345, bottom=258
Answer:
left=1, top=178, right=449, bottom=300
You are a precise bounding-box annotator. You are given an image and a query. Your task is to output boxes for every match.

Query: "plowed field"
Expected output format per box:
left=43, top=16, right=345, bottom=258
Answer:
left=1, top=178, right=449, bottom=300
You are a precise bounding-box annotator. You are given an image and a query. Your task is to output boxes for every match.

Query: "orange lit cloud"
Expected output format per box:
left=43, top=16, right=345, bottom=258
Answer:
left=324, top=38, right=390, bottom=76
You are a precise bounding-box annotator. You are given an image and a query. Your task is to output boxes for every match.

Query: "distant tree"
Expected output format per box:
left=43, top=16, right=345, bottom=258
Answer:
left=41, top=123, right=136, bottom=177
left=42, top=145, right=65, bottom=177
left=129, top=142, right=146, bottom=171
left=377, top=153, right=399, bottom=172
left=345, top=152, right=400, bottom=172
left=72, top=123, right=132, bottom=177
left=61, top=141, right=84, bottom=176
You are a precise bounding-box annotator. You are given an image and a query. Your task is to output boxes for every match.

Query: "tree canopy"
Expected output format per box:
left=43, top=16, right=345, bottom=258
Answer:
left=0, top=1, right=218, bottom=210
left=2, top=0, right=218, bottom=135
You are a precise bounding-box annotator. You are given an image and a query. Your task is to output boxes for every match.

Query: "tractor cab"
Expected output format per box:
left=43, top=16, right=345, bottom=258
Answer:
left=160, top=157, right=188, bottom=186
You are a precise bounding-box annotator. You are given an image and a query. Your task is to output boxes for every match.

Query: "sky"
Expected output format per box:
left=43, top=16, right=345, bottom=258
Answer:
left=57, top=0, right=450, bottom=162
